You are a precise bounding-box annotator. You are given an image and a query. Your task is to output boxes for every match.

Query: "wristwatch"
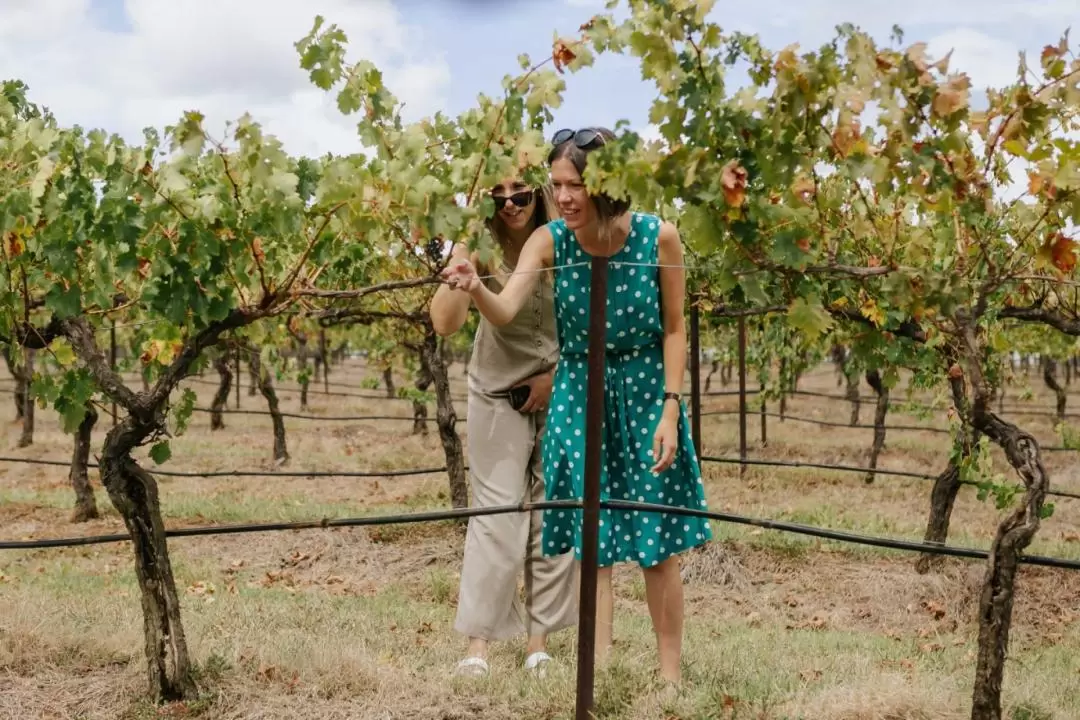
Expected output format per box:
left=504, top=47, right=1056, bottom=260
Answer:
left=663, top=392, right=682, bottom=404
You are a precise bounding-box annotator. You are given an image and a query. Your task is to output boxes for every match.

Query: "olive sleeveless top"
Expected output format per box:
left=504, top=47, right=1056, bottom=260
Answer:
left=466, top=259, right=559, bottom=395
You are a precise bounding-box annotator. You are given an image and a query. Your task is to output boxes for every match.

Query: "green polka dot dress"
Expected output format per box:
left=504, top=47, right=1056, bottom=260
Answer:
left=540, top=211, right=713, bottom=568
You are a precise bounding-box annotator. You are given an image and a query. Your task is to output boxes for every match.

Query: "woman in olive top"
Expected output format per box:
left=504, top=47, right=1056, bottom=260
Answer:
left=430, top=177, right=577, bottom=678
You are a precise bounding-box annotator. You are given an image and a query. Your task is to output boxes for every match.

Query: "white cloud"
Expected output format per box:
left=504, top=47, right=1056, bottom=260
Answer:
left=0, top=0, right=450, bottom=158
left=760, top=0, right=1076, bottom=32
left=926, top=29, right=1021, bottom=91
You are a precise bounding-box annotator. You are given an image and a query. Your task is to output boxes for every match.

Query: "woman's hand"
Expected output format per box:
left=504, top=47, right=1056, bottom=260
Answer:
left=650, top=412, right=679, bottom=474
left=441, top=259, right=481, bottom=293
left=512, top=368, right=554, bottom=413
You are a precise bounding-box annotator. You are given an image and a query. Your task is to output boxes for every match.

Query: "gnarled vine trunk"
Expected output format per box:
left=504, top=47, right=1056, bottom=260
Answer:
left=250, top=350, right=288, bottom=465
left=209, top=349, right=232, bottom=430
left=2, top=346, right=25, bottom=420
left=69, top=403, right=99, bottom=522
left=831, top=344, right=846, bottom=388
left=101, top=422, right=194, bottom=701
left=845, top=371, right=860, bottom=426
left=959, top=339, right=1050, bottom=720
left=410, top=344, right=433, bottom=436
left=58, top=314, right=239, bottom=702
left=705, top=359, right=718, bottom=393
left=863, top=369, right=889, bottom=484
left=247, top=356, right=258, bottom=396
left=17, top=348, right=34, bottom=447
left=969, top=409, right=1048, bottom=720
left=297, top=342, right=310, bottom=411
left=319, top=331, right=330, bottom=395
left=778, top=357, right=788, bottom=421
left=1041, top=358, right=1066, bottom=424
left=382, top=365, right=396, bottom=399
left=422, top=327, right=467, bottom=508
left=917, top=371, right=976, bottom=574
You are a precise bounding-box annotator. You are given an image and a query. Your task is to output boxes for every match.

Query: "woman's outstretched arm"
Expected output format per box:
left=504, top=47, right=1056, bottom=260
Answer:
left=442, top=225, right=554, bottom=327
left=429, top=242, right=474, bottom=336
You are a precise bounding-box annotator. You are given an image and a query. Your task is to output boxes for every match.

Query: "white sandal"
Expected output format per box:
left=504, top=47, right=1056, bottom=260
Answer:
left=453, top=656, right=489, bottom=677
left=523, top=651, right=552, bottom=678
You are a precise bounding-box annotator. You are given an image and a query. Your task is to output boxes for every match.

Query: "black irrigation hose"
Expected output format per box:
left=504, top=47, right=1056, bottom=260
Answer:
left=700, top=409, right=952, bottom=434
left=702, top=455, right=935, bottom=480
left=703, top=389, right=762, bottom=397
left=4, top=498, right=1080, bottom=571
left=0, top=455, right=447, bottom=479
left=176, top=375, right=469, bottom=404
left=189, top=407, right=462, bottom=423
left=709, top=386, right=1080, bottom=419
left=700, top=456, right=1080, bottom=501
left=0, top=500, right=580, bottom=549
left=602, top=500, right=1080, bottom=570
left=699, top=408, right=1079, bottom=452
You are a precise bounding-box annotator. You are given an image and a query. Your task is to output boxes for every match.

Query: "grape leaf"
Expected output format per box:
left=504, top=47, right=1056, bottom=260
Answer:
left=787, top=296, right=833, bottom=340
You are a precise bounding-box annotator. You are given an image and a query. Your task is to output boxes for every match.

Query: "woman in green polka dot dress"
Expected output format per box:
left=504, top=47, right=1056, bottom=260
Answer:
left=442, top=127, right=712, bottom=685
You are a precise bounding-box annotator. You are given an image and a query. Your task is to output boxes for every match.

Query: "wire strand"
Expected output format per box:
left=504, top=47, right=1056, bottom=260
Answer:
left=3, top=497, right=1078, bottom=571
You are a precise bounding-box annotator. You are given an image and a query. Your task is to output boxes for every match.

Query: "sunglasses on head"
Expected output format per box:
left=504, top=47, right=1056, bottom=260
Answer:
left=491, top=189, right=534, bottom=208
left=551, top=127, right=605, bottom=149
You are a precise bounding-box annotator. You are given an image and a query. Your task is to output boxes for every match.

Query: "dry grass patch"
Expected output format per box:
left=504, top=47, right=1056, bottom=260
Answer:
left=3, top=362, right=1080, bottom=718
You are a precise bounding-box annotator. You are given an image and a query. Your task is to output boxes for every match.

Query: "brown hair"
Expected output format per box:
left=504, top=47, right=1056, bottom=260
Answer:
left=547, top=127, right=630, bottom=247
left=479, top=184, right=559, bottom=276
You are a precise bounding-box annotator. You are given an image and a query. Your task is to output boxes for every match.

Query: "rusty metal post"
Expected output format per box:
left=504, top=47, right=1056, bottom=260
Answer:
left=760, top=394, right=767, bottom=447
left=575, top=256, right=609, bottom=720
left=689, top=298, right=702, bottom=455
left=109, top=322, right=117, bottom=426
left=320, top=329, right=329, bottom=394
left=738, top=317, right=747, bottom=477
left=235, top=344, right=241, bottom=409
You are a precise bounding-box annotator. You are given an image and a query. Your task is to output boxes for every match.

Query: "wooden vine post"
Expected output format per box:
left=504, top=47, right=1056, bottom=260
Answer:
left=689, top=297, right=703, bottom=454
left=737, top=316, right=748, bottom=477
left=574, top=256, right=609, bottom=720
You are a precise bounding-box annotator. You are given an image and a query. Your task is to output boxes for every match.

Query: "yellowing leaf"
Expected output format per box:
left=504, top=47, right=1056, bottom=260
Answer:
left=932, top=74, right=971, bottom=117
left=860, top=296, right=886, bottom=326
left=905, top=42, right=930, bottom=73
left=4, top=232, right=25, bottom=258
left=720, top=160, right=747, bottom=207
left=48, top=338, right=76, bottom=367
left=832, top=117, right=861, bottom=158
left=30, top=156, right=55, bottom=201
left=774, top=43, right=800, bottom=73
left=787, top=296, right=833, bottom=340
left=1049, top=233, right=1078, bottom=274
left=552, top=39, right=577, bottom=74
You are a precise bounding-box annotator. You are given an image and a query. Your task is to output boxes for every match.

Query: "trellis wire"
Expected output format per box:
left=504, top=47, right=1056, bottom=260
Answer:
left=3, top=497, right=1079, bottom=573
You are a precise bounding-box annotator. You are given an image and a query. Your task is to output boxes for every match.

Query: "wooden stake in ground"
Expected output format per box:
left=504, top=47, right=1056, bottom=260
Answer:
left=737, top=316, right=747, bottom=477
left=689, top=299, right=702, bottom=455
left=575, top=256, right=608, bottom=720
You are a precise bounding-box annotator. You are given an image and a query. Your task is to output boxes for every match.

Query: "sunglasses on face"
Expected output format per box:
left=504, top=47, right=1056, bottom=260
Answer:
left=551, top=127, right=605, bottom=149
left=491, top=190, right=534, bottom=208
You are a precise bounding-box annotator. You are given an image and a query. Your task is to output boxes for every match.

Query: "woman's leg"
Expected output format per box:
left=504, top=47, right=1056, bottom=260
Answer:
left=596, top=566, right=615, bottom=662
left=523, top=415, right=579, bottom=659
left=453, top=392, right=536, bottom=666
left=642, top=555, right=684, bottom=683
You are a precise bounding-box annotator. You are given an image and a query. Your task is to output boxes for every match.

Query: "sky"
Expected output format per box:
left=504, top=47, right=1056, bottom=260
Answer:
left=0, top=0, right=1077, bottom=160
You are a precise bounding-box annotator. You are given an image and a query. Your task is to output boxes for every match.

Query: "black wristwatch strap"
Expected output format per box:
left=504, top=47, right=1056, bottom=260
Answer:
left=663, top=392, right=682, bottom=403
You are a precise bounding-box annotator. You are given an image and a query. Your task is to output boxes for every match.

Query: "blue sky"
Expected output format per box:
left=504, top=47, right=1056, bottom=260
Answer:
left=1, top=0, right=1077, bottom=158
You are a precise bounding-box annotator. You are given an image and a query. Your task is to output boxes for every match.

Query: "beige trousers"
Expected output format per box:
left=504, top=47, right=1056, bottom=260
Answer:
left=454, top=390, right=578, bottom=641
